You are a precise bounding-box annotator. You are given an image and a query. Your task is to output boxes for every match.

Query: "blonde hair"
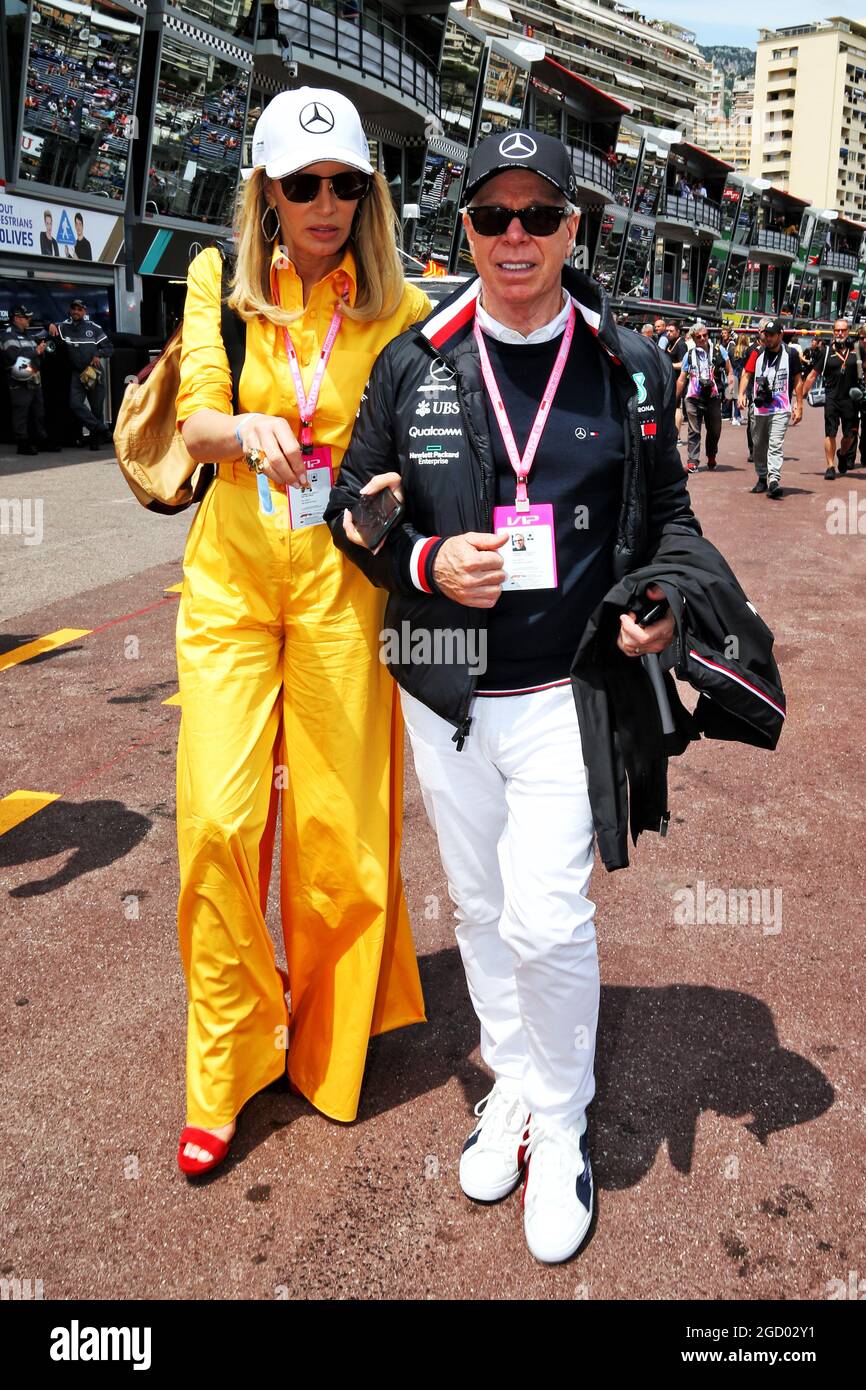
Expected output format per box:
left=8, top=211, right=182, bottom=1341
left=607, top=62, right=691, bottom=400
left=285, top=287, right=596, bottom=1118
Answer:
left=226, top=167, right=405, bottom=326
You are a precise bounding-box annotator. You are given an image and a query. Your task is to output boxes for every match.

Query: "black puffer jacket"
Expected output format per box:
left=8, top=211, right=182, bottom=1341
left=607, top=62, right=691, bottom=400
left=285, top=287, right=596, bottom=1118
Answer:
left=326, top=267, right=701, bottom=745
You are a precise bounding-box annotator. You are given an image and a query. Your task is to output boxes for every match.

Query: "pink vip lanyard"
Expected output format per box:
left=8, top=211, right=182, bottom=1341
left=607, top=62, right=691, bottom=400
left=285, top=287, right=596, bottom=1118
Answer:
left=282, top=308, right=342, bottom=455
left=473, top=302, right=576, bottom=510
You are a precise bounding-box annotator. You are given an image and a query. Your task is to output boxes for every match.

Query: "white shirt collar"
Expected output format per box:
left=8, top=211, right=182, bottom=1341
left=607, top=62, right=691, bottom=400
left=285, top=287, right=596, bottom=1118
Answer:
left=476, top=287, right=571, bottom=345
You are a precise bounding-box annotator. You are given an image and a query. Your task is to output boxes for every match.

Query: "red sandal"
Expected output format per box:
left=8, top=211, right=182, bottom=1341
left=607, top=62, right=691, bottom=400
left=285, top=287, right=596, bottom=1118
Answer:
left=177, top=1125, right=232, bottom=1178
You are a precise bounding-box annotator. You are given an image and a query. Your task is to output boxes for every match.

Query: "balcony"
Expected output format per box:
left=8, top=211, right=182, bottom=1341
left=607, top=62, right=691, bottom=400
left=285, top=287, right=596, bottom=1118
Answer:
left=275, top=0, right=439, bottom=114
left=570, top=143, right=616, bottom=199
left=822, top=249, right=861, bottom=273
left=660, top=192, right=722, bottom=234
left=754, top=228, right=799, bottom=257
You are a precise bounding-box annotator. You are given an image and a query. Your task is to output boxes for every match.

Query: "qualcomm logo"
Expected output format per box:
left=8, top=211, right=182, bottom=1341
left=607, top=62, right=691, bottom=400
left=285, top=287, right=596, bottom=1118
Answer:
left=499, top=132, right=537, bottom=159
left=409, top=426, right=463, bottom=438
left=299, top=102, right=334, bottom=133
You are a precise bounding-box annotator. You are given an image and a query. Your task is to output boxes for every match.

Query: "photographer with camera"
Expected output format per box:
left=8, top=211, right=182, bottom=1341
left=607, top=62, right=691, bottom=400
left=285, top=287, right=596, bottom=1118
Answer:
left=1, top=305, right=61, bottom=456
left=738, top=317, right=802, bottom=500
left=802, top=317, right=860, bottom=480
left=675, top=323, right=733, bottom=473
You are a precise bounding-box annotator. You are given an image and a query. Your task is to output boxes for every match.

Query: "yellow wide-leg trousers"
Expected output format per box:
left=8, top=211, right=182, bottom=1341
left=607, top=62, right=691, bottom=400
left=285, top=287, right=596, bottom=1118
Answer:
left=176, top=461, right=426, bottom=1127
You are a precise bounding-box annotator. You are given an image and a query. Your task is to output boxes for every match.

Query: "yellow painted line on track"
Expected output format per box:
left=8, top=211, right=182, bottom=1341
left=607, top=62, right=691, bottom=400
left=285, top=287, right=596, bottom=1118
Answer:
left=0, top=628, right=91, bottom=673
left=0, top=791, right=60, bottom=836
left=162, top=692, right=181, bottom=706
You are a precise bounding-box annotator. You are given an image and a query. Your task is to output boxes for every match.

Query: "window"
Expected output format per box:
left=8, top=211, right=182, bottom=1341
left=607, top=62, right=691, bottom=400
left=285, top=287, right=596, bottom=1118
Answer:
left=18, top=0, right=142, bottom=201
left=147, top=36, right=249, bottom=226
left=438, top=19, right=484, bottom=143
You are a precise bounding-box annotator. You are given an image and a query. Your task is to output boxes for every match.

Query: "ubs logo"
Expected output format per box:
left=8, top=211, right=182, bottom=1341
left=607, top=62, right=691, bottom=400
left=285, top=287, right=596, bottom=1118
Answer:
left=300, top=102, right=334, bottom=134
left=499, top=132, right=537, bottom=159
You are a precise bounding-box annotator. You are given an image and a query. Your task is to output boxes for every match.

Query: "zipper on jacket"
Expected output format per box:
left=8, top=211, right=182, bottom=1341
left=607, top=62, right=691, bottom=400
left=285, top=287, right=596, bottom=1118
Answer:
left=451, top=716, right=472, bottom=751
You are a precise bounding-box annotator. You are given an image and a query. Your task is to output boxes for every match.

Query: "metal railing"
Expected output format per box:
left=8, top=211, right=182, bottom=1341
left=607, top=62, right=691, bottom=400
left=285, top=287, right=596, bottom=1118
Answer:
left=276, top=1, right=439, bottom=113
left=822, top=249, right=861, bottom=272
left=571, top=143, right=616, bottom=196
left=755, top=228, right=799, bottom=257
left=662, top=192, right=722, bottom=233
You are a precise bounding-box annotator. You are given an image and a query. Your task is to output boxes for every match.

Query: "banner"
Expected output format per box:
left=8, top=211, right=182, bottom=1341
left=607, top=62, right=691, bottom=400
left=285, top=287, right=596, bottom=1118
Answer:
left=0, top=185, right=124, bottom=263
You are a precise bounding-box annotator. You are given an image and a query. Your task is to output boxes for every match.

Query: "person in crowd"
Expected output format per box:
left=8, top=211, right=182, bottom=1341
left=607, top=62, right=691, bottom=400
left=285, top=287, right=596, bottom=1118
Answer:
left=327, top=128, right=700, bottom=1265
left=640, top=321, right=655, bottom=338
left=171, top=87, right=429, bottom=1179
left=675, top=323, right=733, bottom=472
left=730, top=332, right=752, bottom=425
left=803, top=316, right=860, bottom=479
left=837, top=321, right=866, bottom=473
left=48, top=298, right=113, bottom=448
left=1, top=304, right=61, bottom=455
left=738, top=317, right=803, bottom=499
left=654, top=316, right=668, bottom=348
left=718, top=326, right=734, bottom=418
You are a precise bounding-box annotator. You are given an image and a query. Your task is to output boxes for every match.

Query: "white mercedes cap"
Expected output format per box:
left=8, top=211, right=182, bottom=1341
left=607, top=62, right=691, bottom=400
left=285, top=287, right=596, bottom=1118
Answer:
left=241, top=87, right=373, bottom=181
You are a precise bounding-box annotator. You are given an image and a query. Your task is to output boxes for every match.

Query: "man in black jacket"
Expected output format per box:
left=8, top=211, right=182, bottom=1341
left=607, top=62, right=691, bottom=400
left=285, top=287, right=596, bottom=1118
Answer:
left=327, top=130, right=701, bottom=1265
left=48, top=297, right=113, bottom=448
left=1, top=305, right=61, bottom=455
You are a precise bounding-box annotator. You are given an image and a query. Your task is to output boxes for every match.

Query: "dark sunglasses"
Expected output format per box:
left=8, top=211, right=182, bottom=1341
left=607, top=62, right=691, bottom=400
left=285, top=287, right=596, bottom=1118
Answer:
left=463, top=204, right=570, bottom=237
left=279, top=170, right=372, bottom=203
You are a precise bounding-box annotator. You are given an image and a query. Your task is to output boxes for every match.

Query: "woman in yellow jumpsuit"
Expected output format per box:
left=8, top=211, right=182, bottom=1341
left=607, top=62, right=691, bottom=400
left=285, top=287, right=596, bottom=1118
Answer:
left=174, top=87, right=429, bottom=1176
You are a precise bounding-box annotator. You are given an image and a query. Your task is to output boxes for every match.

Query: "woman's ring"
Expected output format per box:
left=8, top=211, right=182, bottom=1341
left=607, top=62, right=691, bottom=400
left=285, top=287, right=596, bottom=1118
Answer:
left=244, top=447, right=266, bottom=474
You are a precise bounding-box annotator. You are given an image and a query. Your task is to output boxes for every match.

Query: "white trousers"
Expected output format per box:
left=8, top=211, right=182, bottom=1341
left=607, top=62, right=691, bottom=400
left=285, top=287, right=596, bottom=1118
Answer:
left=400, top=684, right=599, bottom=1127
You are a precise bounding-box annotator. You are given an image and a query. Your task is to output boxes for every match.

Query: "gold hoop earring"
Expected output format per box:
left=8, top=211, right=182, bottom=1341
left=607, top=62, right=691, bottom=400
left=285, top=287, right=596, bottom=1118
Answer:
left=261, top=204, right=280, bottom=242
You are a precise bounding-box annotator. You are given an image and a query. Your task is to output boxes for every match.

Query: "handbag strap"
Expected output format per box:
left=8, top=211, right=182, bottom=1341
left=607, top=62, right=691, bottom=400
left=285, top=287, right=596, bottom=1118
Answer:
left=217, top=242, right=246, bottom=414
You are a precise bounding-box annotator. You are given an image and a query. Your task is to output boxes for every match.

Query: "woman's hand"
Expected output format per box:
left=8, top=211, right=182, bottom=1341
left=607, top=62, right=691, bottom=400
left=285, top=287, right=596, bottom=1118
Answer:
left=617, top=583, right=676, bottom=658
left=342, top=472, right=403, bottom=554
left=236, top=413, right=308, bottom=488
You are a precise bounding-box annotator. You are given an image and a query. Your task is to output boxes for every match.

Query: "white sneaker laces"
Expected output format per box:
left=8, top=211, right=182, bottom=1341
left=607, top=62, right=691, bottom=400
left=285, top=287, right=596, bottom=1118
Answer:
left=523, top=1119, right=586, bottom=1209
left=471, top=1084, right=527, bottom=1148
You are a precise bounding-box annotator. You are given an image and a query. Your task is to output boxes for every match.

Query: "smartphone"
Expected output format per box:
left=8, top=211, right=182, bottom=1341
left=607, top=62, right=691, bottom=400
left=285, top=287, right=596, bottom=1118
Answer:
left=350, top=488, right=404, bottom=551
left=633, top=595, right=669, bottom=627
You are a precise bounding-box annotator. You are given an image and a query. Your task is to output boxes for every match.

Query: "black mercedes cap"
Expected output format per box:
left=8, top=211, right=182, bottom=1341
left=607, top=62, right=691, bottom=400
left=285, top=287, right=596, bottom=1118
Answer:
left=70, top=297, right=86, bottom=309
left=760, top=316, right=784, bottom=335
left=464, top=128, right=578, bottom=203
left=12, top=303, right=33, bottom=317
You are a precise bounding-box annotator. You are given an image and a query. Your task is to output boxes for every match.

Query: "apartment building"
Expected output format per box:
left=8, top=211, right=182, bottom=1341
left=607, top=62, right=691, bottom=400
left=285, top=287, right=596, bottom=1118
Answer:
left=750, top=18, right=866, bottom=217
left=702, top=75, right=753, bottom=170
left=451, top=0, right=712, bottom=132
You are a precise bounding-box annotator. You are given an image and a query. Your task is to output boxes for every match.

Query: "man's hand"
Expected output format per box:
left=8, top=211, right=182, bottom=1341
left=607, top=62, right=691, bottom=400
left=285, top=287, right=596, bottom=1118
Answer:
left=36, top=341, right=46, bottom=355
left=342, top=472, right=403, bottom=555
left=48, top=323, right=59, bottom=337
left=432, top=531, right=509, bottom=608
left=617, top=582, right=675, bottom=658
left=91, top=356, right=100, bottom=367
left=738, top=397, right=747, bottom=413
left=791, top=401, right=802, bottom=426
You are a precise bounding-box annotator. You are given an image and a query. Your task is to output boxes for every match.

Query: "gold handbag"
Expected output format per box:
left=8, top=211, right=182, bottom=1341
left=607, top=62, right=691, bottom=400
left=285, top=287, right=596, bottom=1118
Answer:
left=114, top=246, right=245, bottom=513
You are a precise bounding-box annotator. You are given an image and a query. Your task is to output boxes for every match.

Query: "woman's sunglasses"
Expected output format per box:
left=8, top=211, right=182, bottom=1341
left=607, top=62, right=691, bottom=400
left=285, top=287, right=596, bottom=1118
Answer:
left=463, top=204, right=570, bottom=237
left=279, top=170, right=372, bottom=203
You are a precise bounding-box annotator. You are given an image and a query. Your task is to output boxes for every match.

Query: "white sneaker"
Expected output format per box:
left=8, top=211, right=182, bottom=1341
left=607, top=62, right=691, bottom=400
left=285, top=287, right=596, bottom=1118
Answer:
left=459, top=1081, right=530, bottom=1202
left=522, top=1113, right=593, bottom=1264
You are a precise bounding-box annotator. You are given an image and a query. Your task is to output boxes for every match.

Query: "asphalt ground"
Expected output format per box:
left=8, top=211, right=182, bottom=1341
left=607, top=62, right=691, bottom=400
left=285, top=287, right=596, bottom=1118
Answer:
left=1, top=412, right=864, bottom=1304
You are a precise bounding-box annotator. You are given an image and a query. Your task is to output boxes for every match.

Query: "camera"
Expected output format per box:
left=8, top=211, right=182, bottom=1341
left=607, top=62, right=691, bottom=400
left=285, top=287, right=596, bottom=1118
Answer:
left=753, top=375, right=773, bottom=408
left=698, top=378, right=714, bottom=401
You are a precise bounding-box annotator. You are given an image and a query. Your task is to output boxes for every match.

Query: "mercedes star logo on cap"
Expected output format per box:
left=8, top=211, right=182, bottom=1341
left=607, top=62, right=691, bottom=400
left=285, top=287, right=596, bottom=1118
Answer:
left=499, top=132, right=538, bottom=159
left=300, top=102, right=335, bottom=134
